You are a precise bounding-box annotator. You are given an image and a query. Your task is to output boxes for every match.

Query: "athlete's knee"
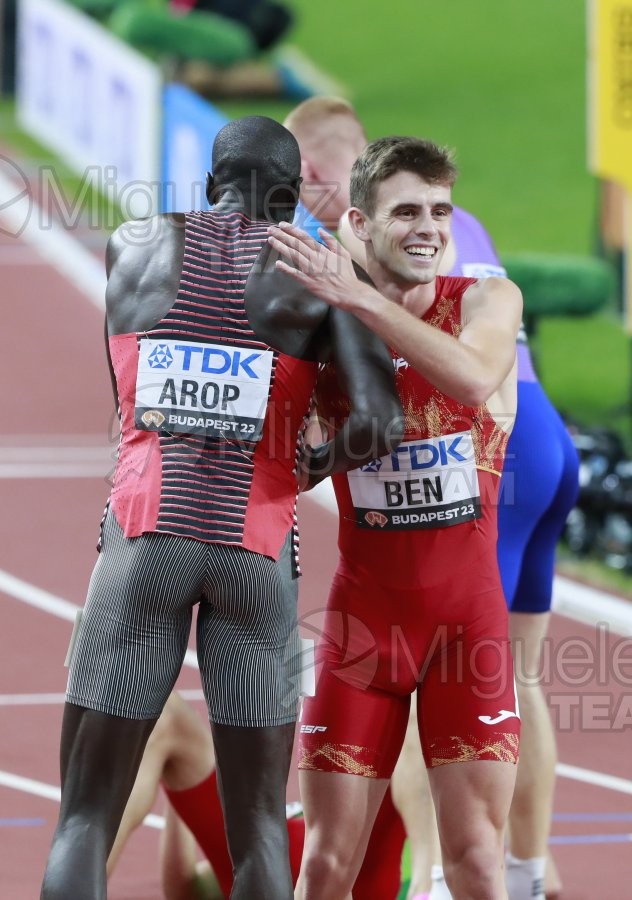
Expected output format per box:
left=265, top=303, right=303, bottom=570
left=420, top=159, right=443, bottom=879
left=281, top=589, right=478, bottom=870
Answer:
left=443, top=840, right=504, bottom=899
left=300, top=835, right=358, bottom=896
left=231, top=820, right=294, bottom=899
left=300, top=849, right=352, bottom=897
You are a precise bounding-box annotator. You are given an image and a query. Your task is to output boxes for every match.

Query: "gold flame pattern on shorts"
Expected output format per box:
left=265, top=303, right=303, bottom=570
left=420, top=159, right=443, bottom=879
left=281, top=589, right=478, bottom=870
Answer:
left=429, top=733, right=520, bottom=767
left=298, top=742, right=378, bottom=778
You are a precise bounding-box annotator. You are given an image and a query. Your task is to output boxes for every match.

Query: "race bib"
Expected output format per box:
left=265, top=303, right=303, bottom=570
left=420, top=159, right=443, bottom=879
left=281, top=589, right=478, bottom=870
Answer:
left=461, top=263, right=507, bottom=279
left=135, top=339, right=273, bottom=440
left=348, top=432, right=482, bottom=530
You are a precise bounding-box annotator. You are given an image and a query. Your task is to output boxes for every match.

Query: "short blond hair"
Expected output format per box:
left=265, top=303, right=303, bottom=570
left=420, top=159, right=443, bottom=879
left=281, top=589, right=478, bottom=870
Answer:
left=284, top=97, right=365, bottom=145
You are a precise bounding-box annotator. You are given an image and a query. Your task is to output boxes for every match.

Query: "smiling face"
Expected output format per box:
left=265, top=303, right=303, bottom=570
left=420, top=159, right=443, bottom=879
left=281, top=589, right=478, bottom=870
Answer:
left=354, top=171, right=453, bottom=287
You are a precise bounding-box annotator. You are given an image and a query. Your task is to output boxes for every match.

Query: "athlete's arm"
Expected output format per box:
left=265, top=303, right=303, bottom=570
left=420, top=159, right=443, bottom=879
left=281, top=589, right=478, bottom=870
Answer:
left=105, top=214, right=186, bottom=336
left=268, top=223, right=521, bottom=406
left=353, top=277, right=522, bottom=407
left=301, top=308, right=404, bottom=489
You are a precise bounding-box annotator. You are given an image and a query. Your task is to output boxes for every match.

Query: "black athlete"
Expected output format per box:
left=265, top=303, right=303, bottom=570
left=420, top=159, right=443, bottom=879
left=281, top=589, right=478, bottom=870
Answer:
left=40, top=116, right=403, bottom=900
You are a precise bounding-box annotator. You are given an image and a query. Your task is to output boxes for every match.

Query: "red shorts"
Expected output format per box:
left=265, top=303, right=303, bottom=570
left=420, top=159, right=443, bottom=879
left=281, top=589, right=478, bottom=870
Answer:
left=298, top=550, right=520, bottom=778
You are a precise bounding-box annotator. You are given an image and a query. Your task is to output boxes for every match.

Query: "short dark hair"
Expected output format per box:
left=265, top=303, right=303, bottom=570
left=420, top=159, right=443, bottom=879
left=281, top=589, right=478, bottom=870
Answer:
left=212, top=116, right=301, bottom=193
left=350, top=137, right=457, bottom=215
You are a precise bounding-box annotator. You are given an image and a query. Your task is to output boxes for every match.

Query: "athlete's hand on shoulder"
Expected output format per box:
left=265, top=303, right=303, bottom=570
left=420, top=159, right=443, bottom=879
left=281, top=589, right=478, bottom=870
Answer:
left=268, top=222, right=363, bottom=312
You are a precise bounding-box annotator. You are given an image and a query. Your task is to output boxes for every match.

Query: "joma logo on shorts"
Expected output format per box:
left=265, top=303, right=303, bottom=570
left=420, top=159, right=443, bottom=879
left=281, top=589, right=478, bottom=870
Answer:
left=478, top=709, right=519, bottom=726
left=300, top=725, right=327, bottom=733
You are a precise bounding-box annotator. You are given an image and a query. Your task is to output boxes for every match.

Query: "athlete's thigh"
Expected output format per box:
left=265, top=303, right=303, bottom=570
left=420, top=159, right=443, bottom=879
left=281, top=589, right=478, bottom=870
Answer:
left=299, top=565, right=411, bottom=779
left=417, top=581, right=519, bottom=768
left=429, top=758, right=516, bottom=853
left=67, top=508, right=205, bottom=718
left=299, top=768, right=390, bottom=873
left=197, top=532, right=300, bottom=727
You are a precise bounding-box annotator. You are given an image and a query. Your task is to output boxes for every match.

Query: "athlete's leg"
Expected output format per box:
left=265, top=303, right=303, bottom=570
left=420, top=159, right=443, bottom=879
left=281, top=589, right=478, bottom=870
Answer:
left=160, top=802, right=224, bottom=900
left=507, top=420, right=577, bottom=898
left=41, top=704, right=156, bottom=900
left=197, top=535, right=301, bottom=898
left=419, top=579, right=519, bottom=900
left=108, top=692, right=214, bottom=874
left=390, top=697, right=440, bottom=898
left=42, top=513, right=205, bottom=899
left=212, top=721, right=296, bottom=899
left=295, top=636, right=409, bottom=897
left=430, top=761, right=516, bottom=900
left=507, top=611, right=555, bottom=900
left=295, top=770, right=390, bottom=900
left=352, top=786, right=407, bottom=900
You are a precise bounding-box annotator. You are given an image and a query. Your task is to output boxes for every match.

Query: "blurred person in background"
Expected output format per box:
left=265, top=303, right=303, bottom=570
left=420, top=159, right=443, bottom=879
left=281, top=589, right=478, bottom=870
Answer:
left=106, top=691, right=407, bottom=899
left=285, top=96, right=578, bottom=900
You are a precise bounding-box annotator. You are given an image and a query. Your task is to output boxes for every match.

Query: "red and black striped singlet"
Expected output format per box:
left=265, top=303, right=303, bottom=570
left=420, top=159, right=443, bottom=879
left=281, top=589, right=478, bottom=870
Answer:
left=108, top=211, right=317, bottom=560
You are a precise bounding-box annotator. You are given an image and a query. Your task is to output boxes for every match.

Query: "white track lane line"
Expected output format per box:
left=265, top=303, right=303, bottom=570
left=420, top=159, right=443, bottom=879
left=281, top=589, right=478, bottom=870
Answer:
left=0, top=770, right=164, bottom=829
left=0, top=169, right=106, bottom=309
left=0, top=444, right=116, bottom=478
left=556, top=763, right=632, bottom=796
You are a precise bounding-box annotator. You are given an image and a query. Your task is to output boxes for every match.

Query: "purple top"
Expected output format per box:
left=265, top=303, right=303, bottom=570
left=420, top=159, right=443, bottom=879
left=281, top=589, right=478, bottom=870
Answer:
left=448, top=206, right=536, bottom=384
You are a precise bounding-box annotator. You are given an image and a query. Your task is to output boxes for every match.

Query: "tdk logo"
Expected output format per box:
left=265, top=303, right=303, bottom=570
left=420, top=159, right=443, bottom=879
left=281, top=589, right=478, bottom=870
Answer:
left=360, top=458, right=383, bottom=473
left=175, top=345, right=262, bottom=379
left=148, top=344, right=174, bottom=369
left=390, top=437, right=467, bottom=470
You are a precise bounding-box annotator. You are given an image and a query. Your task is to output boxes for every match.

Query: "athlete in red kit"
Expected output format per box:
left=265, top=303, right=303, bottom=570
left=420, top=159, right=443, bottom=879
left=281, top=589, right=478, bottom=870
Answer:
left=269, top=135, right=523, bottom=900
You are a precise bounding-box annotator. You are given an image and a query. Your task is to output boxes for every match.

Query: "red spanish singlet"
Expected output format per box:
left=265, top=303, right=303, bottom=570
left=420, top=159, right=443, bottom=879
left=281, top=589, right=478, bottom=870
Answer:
left=108, top=211, right=317, bottom=560
left=299, top=276, right=520, bottom=775
left=320, top=275, right=509, bottom=588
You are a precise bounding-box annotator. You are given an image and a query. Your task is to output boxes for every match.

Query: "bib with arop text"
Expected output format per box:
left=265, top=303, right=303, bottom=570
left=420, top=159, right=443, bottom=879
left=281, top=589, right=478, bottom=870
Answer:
left=134, top=339, right=273, bottom=440
left=348, top=432, right=481, bottom=530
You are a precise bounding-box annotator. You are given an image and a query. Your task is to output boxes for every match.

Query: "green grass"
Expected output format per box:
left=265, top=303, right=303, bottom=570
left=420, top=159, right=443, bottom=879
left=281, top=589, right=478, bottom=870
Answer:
left=557, top=548, right=632, bottom=597
left=228, top=0, right=595, bottom=255
left=537, top=313, right=631, bottom=439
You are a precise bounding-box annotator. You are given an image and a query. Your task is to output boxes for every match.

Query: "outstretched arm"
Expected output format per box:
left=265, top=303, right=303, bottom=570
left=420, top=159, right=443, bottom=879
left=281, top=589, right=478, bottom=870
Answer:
left=301, top=306, right=404, bottom=490
left=269, top=222, right=522, bottom=407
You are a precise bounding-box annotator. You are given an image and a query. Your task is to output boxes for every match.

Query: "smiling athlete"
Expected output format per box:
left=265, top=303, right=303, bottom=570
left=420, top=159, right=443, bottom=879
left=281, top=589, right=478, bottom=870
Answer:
left=269, top=136, right=523, bottom=900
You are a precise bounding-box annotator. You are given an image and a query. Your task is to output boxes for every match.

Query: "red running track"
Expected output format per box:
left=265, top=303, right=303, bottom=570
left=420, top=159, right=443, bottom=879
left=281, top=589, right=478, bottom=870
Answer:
left=1, top=229, right=632, bottom=898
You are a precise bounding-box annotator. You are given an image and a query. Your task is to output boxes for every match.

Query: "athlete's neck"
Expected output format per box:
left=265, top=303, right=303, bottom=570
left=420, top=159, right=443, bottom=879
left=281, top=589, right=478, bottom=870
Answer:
left=213, top=189, right=296, bottom=225
left=366, top=264, right=438, bottom=318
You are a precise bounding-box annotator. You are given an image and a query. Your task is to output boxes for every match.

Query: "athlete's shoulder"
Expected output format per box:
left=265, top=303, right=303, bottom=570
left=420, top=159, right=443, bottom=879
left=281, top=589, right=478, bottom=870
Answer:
left=106, top=213, right=186, bottom=275
left=462, top=276, right=523, bottom=323
left=435, top=274, right=477, bottom=296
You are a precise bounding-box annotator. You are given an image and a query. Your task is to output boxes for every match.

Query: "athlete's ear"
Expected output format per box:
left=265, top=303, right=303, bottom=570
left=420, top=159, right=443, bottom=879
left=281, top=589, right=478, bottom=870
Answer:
left=299, top=157, right=317, bottom=182
left=347, top=207, right=371, bottom=243
left=205, top=172, right=214, bottom=205
left=291, top=176, right=303, bottom=202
